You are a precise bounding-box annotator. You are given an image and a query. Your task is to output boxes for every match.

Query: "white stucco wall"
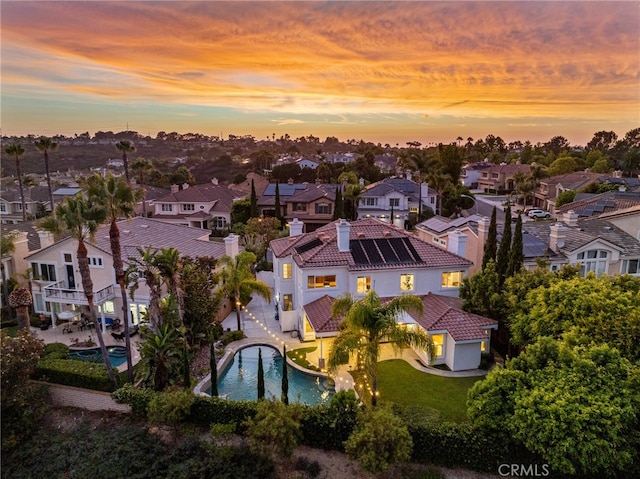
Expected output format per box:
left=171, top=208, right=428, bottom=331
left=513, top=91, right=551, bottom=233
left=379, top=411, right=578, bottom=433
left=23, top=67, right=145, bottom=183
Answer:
left=449, top=341, right=482, bottom=371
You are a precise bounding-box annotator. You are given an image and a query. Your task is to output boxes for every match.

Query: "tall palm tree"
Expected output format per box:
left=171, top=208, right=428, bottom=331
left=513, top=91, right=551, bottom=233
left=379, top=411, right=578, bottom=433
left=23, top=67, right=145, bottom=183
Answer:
left=130, top=158, right=154, bottom=217
left=34, top=137, right=58, bottom=217
left=328, top=291, right=434, bottom=407
left=41, top=196, right=118, bottom=389
left=344, top=183, right=365, bottom=221
left=4, top=143, right=27, bottom=222
left=115, top=140, right=136, bottom=184
left=87, top=173, right=142, bottom=383
left=127, top=246, right=163, bottom=332
left=217, top=251, right=271, bottom=331
left=154, top=247, right=185, bottom=327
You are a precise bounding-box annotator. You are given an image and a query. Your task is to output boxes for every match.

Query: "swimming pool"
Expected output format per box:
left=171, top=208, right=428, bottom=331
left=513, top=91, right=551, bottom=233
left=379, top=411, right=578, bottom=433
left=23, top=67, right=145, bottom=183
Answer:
left=68, top=346, right=128, bottom=367
left=206, top=345, right=334, bottom=405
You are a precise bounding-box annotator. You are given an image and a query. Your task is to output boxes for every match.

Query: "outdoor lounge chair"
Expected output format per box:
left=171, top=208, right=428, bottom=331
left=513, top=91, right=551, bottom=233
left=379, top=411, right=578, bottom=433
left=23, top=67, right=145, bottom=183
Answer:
left=111, top=331, right=125, bottom=342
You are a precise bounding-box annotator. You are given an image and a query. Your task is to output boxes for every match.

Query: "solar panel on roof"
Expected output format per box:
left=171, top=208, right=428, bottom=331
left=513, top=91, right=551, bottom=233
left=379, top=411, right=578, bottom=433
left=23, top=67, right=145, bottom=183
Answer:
left=374, top=238, right=400, bottom=263
left=402, top=238, right=422, bottom=262
left=295, top=237, right=322, bottom=254
left=350, top=240, right=370, bottom=265
left=361, top=239, right=384, bottom=264
left=388, top=237, right=414, bottom=262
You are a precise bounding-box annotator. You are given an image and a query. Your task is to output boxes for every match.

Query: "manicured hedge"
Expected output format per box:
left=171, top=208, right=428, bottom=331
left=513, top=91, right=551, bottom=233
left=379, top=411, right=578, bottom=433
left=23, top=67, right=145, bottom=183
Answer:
left=189, top=396, right=258, bottom=433
left=111, top=383, right=156, bottom=416
left=43, top=342, right=69, bottom=360
left=35, top=358, right=114, bottom=392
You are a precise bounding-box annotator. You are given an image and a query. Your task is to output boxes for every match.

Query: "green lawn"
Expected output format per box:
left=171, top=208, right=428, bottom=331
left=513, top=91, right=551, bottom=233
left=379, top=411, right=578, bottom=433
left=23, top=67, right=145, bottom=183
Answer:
left=287, top=346, right=319, bottom=371
left=374, top=359, right=483, bottom=423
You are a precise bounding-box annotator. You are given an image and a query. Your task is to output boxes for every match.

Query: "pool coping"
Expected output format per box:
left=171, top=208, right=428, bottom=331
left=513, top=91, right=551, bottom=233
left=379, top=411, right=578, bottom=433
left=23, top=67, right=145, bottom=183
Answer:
left=193, top=337, right=336, bottom=398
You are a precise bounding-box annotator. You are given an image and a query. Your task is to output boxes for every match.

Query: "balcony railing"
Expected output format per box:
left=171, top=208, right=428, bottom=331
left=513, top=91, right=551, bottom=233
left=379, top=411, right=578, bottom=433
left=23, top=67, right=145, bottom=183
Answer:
left=43, top=281, right=115, bottom=304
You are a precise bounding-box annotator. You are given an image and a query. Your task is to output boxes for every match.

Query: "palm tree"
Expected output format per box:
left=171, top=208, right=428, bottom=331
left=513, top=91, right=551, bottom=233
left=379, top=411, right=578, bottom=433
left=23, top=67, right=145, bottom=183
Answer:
left=154, top=247, right=185, bottom=327
left=130, top=158, right=154, bottom=217
left=344, top=184, right=365, bottom=221
left=217, top=251, right=271, bottom=331
left=87, top=173, right=142, bottom=383
left=34, top=137, right=58, bottom=217
left=127, top=246, right=163, bottom=332
left=1, top=231, right=18, bottom=318
left=328, top=291, right=434, bottom=407
left=41, top=196, right=118, bottom=389
left=4, top=143, right=27, bottom=222
left=115, top=140, right=136, bottom=184
left=139, top=322, right=181, bottom=391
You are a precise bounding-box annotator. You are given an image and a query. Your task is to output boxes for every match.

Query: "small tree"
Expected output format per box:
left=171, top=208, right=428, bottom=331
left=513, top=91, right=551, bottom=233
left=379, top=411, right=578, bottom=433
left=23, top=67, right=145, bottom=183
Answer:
left=147, top=390, right=194, bottom=443
left=245, top=399, right=303, bottom=459
left=210, top=341, right=219, bottom=397
left=507, top=214, right=524, bottom=277
left=8, top=288, right=32, bottom=331
left=274, top=181, right=283, bottom=224
left=344, top=406, right=413, bottom=472
left=332, top=186, right=344, bottom=220
left=281, top=345, right=289, bottom=404
left=250, top=179, right=259, bottom=218
left=482, top=207, right=498, bottom=270
left=495, top=205, right=512, bottom=284
left=257, top=347, right=265, bottom=400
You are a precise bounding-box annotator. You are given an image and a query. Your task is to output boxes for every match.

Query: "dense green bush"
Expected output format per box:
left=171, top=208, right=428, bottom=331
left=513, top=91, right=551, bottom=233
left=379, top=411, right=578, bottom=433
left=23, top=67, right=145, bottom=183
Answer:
left=112, top=384, right=156, bottom=416
left=43, top=342, right=69, bottom=360
left=221, top=330, right=245, bottom=345
left=189, top=396, right=258, bottom=433
left=0, top=319, right=18, bottom=329
left=35, top=358, right=115, bottom=392
left=245, top=399, right=303, bottom=458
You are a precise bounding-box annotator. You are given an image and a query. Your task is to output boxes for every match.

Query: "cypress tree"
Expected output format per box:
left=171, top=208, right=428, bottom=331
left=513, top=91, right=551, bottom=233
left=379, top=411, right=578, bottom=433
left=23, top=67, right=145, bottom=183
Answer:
left=482, top=207, right=498, bottom=270
left=183, top=344, right=190, bottom=388
left=250, top=179, right=259, bottom=218
left=390, top=204, right=394, bottom=224
left=274, top=181, right=282, bottom=224
left=281, top=345, right=289, bottom=404
left=257, top=347, right=265, bottom=400
left=496, top=205, right=512, bottom=284
left=332, top=186, right=344, bottom=220
left=507, top=213, right=524, bottom=277
left=210, top=341, right=218, bottom=397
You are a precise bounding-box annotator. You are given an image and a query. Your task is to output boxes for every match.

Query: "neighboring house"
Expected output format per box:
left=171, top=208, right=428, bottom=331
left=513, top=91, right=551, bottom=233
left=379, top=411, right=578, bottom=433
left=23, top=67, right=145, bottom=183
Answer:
left=533, top=171, right=605, bottom=212
left=258, top=181, right=340, bottom=232
left=325, top=152, right=355, bottom=164
left=599, top=205, right=640, bottom=240
left=270, top=218, right=496, bottom=371
left=151, top=180, right=245, bottom=231
left=0, top=186, right=52, bottom=224
left=374, top=154, right=398, bottom=174
left=25, top=217, right=237, bottom=329
left=476, top=164, right=531, bottom=194
left=228, top=172, right=270, bottom=197
left=295, top=158, right=320, bottom=170
left=460, top=162, right=492, bottom=189
left=358, top=177, right=437, bottom=229
left=555, top=190, right=640, bottom=221
left=134, top=185, right=171, bottom=217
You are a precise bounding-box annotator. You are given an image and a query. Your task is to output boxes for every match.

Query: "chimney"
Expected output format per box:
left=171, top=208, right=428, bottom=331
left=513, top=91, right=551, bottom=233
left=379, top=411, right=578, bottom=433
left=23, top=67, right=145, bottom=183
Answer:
left=288, top=218, right=304, bottom=237
left=549, top=223, right=566, bottom=253
left=336, top=219, right=351, bottom=252
left=406, top=171, right=412, bottom=181
left=182, top=183, right=189, bottom=190
left=359, top=177, right=365, bottom=186
left=447, top=229, right=468, bottom=257
left=564, top=210, right=579, bottom=227
left=211, top=178, right=219, bottom=185
left=287, top=178, right=294, bottom=185
left=613, top=170, right=622, bottom=179
left=37, top=230, right=55, bottom=250
left=477, top=216, right=490, bottom=245
left=170, top=184, right=179, bottom=193
left=224, top=233, right=239, bottom=258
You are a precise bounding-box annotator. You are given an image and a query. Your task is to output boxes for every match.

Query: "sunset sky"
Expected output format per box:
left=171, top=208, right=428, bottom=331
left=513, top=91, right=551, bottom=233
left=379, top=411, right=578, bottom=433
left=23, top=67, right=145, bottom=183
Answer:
left=1, top=1, right=638, bottom=146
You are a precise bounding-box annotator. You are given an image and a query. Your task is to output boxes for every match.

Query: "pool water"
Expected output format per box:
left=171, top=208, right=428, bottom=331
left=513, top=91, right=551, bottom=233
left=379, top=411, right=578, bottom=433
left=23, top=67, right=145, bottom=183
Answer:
left=68, top=346, right=128, bottom=367
left=207, top=345, right=334, bottom=405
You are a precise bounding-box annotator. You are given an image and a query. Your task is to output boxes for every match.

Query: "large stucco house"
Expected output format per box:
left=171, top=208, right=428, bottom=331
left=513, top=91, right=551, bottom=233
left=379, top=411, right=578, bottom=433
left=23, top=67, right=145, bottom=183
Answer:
left=270, top=218, right=498, bottom=371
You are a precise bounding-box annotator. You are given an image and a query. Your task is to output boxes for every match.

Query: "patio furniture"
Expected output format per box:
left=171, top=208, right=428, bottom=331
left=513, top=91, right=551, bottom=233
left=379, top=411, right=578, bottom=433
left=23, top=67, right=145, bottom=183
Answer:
left=111, top=331, right=125, bottom=342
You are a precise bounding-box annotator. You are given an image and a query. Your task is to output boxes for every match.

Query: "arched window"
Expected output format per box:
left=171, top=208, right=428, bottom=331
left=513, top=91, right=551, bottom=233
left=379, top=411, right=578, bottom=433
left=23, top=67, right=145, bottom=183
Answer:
left=577, top=249, right=608, bottom=277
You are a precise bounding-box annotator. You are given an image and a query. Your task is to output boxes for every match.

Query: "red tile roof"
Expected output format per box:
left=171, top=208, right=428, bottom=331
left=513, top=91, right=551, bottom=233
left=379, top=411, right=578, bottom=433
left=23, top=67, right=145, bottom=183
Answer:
left=271, top=218, right=471, bottom=271
left=304, top=295, right=341, bottom=334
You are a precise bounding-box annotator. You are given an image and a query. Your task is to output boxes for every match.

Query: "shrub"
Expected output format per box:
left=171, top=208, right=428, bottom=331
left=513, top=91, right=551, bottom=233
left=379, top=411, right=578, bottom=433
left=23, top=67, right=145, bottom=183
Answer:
left=147, top=390, right=195, bottom=441
left=345, top=406, right=413, bottom=472
left=189, top=396, right=258, bottom=433
left=35, top=358, right=114, bottom=392
left=245, top=399, right=303, bottom=458
left=221, top=330, right=245, bottom=345
left=112, top=384, right=156, bottom=416
left=0, top=319, right=18, bottom=329
left=43, top=342, right=69, bottom=360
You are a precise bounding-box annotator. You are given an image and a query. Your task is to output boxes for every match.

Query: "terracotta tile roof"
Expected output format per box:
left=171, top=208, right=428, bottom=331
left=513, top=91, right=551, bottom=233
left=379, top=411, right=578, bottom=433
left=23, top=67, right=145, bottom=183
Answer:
left=154, top=183, right=244, bottom=208
left=271, top=219, right=472, bottom=271
left=303, top=292, right=497, bottom=341
left=556, top=191, right=640, bottom=217
left=409, top=293, right=498, bottom=341
left=304, top=295, right=341, bottom=334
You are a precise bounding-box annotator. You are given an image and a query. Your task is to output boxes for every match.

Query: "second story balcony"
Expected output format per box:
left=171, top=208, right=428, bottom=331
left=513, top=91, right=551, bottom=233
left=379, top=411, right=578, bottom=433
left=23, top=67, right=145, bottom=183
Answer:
left=43, top=280, right=115, bottom=305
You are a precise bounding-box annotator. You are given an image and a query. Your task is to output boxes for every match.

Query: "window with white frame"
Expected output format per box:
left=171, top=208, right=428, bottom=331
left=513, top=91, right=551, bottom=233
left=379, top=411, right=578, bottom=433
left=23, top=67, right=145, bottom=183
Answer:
left=102, top=300, right=115, bottom=314
left=31, top=262, right=56, bottom=282
left=389, top=198, right=400, bottom=207
left=214, top=217, right=226, bottom=229
left=161, top=204, right=172, bottom=212
left=315, top=203, right=332, bottom=215
left=441, top=271, right=463, bottom=288
left=0, top=203, right=5, bottom=212
left=431, top=334, right=444, bottom=357
left=307, top=275, right=336, bottom=288
left=282, top=263, right=292, bottom=279
left=282, top=294, right=293, bottom=311
left=364, top=198, right=378, bottom=206
left=88, top=256, right=103, bottom=268
left=182, top=203, right=195, bottom=211
left=400, top=274, right=414, bottom=291
left=622, top=259, right=639, bottom=275
left=577, top=249, right=608, bottom=277
left=409, top=206, right=418, bottom=213
left=357, top=276, right=371, bottom=294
